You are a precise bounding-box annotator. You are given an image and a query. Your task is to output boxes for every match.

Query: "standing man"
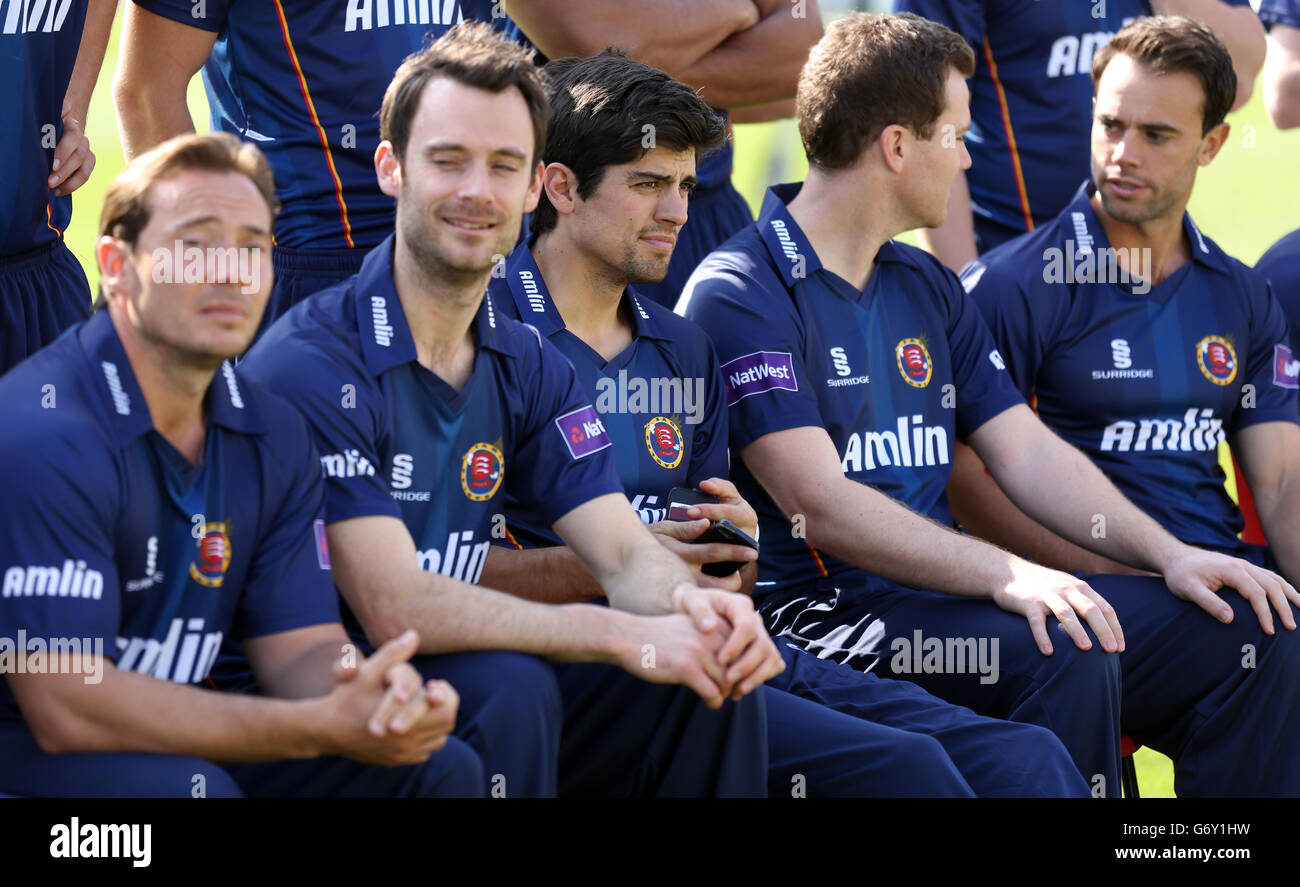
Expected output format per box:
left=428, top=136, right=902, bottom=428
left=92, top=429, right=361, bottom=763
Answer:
left=497, top=0, right=823, bottom=307
left=2, top=0, right=115, bottom=373
left=893, top=0, right=1264, bottom=268
left=114, top=1, right=501, bottom=329
left=240, top=24, right=781, bottom=798
left=483, top=49, right=1088, bottom=797
left=681, top=12, right=1300, bottom=796
left=0, top=132, right=477, bottom=798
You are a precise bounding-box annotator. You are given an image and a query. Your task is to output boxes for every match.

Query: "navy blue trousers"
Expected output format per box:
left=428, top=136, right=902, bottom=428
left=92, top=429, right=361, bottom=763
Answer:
left=0, top=240, right=90, bottom=375
left=766, top=643, right=1088, bottom=797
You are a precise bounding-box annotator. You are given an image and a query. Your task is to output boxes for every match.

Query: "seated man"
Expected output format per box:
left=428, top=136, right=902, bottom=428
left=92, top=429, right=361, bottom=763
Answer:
left=483, top=49, right=1088, bottom=797
left=239, top=24, right=781, bottom=798
left=0, top=132, right=476, bottom=798
left=681, top=12, right=1300, bottom=796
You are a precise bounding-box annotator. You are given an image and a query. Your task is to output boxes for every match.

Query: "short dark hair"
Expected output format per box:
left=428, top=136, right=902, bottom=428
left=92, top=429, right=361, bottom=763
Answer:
left=529, top=49, right=726, bottom=241
left=96, top=131, right=277, bottom=306
left=1091, top=16, right=1236, bottom=135
left=380, top=21, right=548, bottom=164
left=796, top=12, right=975, bottom=171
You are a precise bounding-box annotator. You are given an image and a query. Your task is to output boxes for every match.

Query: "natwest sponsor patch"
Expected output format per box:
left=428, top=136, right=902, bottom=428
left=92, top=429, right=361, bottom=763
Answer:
left=1274, top=344, right=1299, bottom=389
left=556, top=405, right=612, bottom=459
left=721, top=351, right=798, bottom=406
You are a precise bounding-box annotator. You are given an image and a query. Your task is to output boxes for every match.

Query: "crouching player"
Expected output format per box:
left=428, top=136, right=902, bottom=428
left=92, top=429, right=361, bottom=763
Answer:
left=0, top=133, right=479, bottom=798
left=482, top=50, right=1089, bottom=797
left=239, top=25, right=781, bottom=797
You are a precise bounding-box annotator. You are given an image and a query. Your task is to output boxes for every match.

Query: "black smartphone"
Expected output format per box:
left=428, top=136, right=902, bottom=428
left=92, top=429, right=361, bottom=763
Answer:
left=665, top=487, right=759, bottom=577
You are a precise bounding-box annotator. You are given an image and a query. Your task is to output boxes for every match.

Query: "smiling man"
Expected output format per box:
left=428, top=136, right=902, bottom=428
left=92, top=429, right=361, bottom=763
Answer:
left=239, top=24, right=780, bottom=797
left=0, top=133, right=478, bottom=798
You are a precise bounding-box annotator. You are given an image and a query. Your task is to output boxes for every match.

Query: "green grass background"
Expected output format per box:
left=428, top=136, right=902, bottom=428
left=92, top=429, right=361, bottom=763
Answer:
left=70, top=4, right=1300, bottom=799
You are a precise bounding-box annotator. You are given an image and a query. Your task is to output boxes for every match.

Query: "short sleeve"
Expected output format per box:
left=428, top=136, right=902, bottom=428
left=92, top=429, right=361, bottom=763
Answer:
left=681, top=263, right=825, bottom=453
left=131, top=0, right=231, bottom=33
left=504, top=334, right=626, bottom=526
left=963, top=257, right=1047, bottom=401
left=233, top=401, right=341, bottom=639
left=238, top=340, right=401, bottom=525
left=0, top=427, right=121, bottom=656
left=891, top=0, right=987, bottom=52
left=1229, top=279, right=1300, bottom=433
left=943, top=267, right=1026, bottom=437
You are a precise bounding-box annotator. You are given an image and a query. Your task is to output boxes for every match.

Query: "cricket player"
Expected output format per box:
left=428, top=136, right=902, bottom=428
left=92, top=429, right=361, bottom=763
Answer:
left=1, top=0, right=115, bottom=372
left=239, top=24, right=781, bottom=798
left=0, top=132, right=479, bottom=798
left=114, top=0, right=502, bottom=330
left=495, top=0, right=823, bottom=307
left=681, top=12, right=1300, bottom=796
left=483, top=50, right=1088, bottom=797
left=892, top=0, right=1263, bottom=267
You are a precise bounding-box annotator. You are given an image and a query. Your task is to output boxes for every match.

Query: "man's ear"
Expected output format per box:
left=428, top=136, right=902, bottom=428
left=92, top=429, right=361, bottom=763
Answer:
left=541, top=162, right=579, bottom=219
left=96, top=236, right=133, bottom=302
left=878, top=124, right=908, bottom=175
left=1198, top=121, right=1231, bottom=167
left=524, top=160, right=545, bottom=214
left=375, top=140, right=402, bottom=198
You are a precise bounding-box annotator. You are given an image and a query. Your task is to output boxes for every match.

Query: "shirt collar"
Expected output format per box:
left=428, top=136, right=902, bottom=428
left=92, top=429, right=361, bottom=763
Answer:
left=1059, top=181, right=1233, bottom=277
left=756, top=182, right=824, bottom=286
left=502, top=243, right=674, bottom=342
left=78, top=310, right=266, bottom=448
left=354, top=234, right=515, bottom=377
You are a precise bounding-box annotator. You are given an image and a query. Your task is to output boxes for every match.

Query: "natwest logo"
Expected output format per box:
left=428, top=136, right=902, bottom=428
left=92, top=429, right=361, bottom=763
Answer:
left=417, top=530, right=489, bottom=584
left=722, top=351, right=798, bottom=406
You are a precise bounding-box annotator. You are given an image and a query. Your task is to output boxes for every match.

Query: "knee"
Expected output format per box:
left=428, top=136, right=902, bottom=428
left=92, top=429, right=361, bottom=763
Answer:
left=411, top=738, right=486, bottom=798
left=880, top=732, right=972, bottom=797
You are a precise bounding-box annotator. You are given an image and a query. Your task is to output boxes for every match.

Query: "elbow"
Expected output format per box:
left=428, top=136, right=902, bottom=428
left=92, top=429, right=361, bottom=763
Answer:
left=1231, top=76, right=1254, bottom=112
left=1265, top=80, right=1300, bottom=129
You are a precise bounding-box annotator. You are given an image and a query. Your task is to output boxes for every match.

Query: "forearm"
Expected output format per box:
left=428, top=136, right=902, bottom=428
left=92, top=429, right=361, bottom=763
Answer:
left=985, top=430, right=1186, bottom=573
left=1253, top=479, right=1300, bottom=585
left=792, top=475, right=1030, bottom=598
left=480, top=544, right=606, bottom=604
left=65, top=0, right=116, bottom=123
left=504, top=0, right=758, bottom=73
left=1152, top=0, right=1265, bottom=107
left=1263, top=28, right=1300, bottom=129
left=593, top=532, right=698, bottom=614
left=676, top=2, right=823, bottom=108
left=918, top=170, right=978, bottom=272
left=112, top=7, right=201, bottom=160
left=256, top=637, right=350, bottom=700
left=11, top=667, right=326, bottom=762
left=948, top=442, right=1154, bottom=575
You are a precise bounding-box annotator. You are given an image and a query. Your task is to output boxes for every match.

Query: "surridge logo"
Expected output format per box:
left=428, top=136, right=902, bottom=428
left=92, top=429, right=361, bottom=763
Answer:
left=1099, top=407, right=1225, bottom=453
left=829, top=346, right=851, bottom=377
left=115, top=617, right=224, bottom=684
left=417, top=530, right=489, bottom=584
left=1093, top=337, right=1154, bottom=380
left=841, top=415, right=949, bottom=473
left=2, top=0, right=75, bottom=34
left=644, top=416, right=684, bottom=470
left=344, top=0, right=463, bottom=32
left=221, top=361, right=245, bottom=408
left=2, top=560, right=104, bottom=599
left=461, top=442, right=504, bottom=502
